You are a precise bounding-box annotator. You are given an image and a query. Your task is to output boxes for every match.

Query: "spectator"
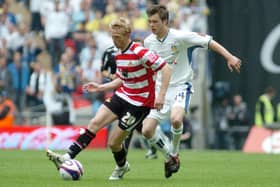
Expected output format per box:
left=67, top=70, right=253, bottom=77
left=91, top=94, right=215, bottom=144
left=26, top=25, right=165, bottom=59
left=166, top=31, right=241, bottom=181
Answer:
left=1, top=2, right=17, bottom=26
left=39, top=0, right=54, bottom=19
left=60, top=0, right=74, bottom=21
left=16, top=22, right=42, bottom=62
left=56, top=52, right=76, bottom=94
left=80, top=42, right=103, bottom=114
left=17, top=35, right=42, bottom=68
left=17, top=22, right=31, bottom=49
left=71, top=0, right=94, bottom=32
left=227, top=94, right=249, bottom=150
left=102, top=4, right=117, bottom=27
left=92, top=0, right=106, bottom=15
left=64, top=45, right=77, bottom=66
left=93, top=21, right=114, bottom=57
left=255, top=86, right=276, bottom=127
left=0, top=55, right=13, bottom=94
left=0, top=13, right=9, bottom=40
left=3, top=23, right=21, bottom=62
left=30, top=0, right=44, bottom=33
left=276, top=102, right=280, bottom=123
left=180, top=117, right=192, bottom=149
left=213, top=97, right=231, bottom=149
left=131, top=6, right=148, bottom=31
left=50, top=84, right=74, bottom=125
left=8, top=52, right=29, bottom=115
left=83, top=10, right=103, bottom=32
left=79, top=34, right=97, bottom=70
left=80, top=52, right=102, bottom=84
left=0, top=39, right=8, bottom=59
left=25, top=61, right=46, bottom=109
left=0, top=91, right=16, bottom=128
left=42, top=0, right=69, bottom=71
left=68, top=0, right=82, bottom=13
left=180, top=106, right=199, bottom=149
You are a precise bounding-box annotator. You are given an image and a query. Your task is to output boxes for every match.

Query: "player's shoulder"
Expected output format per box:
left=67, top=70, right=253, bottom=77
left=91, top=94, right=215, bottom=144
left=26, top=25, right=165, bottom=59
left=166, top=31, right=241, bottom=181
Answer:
left=169, top=28, right=182, bottom=34
left=144, top=33, right=157, bottom=44
left=131, top=42, right=147, bottom=53
left=168, top=28, right=189, bottom=38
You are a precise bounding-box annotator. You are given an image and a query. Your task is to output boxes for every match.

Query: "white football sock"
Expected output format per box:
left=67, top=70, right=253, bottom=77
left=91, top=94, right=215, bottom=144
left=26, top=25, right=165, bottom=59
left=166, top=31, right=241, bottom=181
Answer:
left=63, top=153, right=71, bottom=160
left=171, top=124, right=183, bottom=155
left=148, top=128, right=171, bottom=161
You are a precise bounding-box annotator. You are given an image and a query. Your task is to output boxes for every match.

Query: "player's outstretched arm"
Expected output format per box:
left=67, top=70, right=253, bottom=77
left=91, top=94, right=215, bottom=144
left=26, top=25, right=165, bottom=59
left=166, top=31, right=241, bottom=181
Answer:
left=83, top=78, right=122, bottom=93
left=209, top=40, right=242, bottom=73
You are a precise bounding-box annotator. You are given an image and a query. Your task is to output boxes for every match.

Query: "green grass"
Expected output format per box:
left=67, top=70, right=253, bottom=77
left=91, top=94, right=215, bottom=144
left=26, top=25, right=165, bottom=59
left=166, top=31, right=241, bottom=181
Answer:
left=0, top=149, right=279, bottom=187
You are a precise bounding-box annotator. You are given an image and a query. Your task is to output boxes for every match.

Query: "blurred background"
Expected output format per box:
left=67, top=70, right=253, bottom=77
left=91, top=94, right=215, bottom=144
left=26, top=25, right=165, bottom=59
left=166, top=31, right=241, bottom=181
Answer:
left=0, top=0, right=279, bottom=153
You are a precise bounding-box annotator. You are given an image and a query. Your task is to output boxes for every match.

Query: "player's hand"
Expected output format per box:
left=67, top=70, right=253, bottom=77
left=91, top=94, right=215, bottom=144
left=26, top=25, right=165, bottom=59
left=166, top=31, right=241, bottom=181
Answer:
left=154, top=95, right=164, bottom=111
left=227, top=55, right=242, bottom=73
left=82, top=82, right=100, bottom=93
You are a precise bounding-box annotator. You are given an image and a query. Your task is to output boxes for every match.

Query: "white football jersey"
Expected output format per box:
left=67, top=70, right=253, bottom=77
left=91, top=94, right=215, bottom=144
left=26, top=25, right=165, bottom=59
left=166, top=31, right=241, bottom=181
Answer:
left=144, top=28, right=212, bottom=87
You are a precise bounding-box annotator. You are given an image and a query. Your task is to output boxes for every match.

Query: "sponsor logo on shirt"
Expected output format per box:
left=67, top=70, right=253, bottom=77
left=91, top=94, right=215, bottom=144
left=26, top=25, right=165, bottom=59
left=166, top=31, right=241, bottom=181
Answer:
left=171, top=44, right=179, bottom=55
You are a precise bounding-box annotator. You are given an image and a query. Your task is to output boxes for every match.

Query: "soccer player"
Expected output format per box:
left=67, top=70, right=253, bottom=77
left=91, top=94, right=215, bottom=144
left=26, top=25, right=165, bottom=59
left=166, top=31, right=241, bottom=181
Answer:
left=141, top=4, right=242, bottom=178
left=46, top=17, right=172, bottom=180
left=101, top=42, right=159, bottom=159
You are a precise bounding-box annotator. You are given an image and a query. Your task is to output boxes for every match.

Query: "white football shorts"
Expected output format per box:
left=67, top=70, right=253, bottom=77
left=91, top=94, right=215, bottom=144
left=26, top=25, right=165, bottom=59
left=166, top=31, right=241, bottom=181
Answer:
left=147, top=82, right=193, bottom=122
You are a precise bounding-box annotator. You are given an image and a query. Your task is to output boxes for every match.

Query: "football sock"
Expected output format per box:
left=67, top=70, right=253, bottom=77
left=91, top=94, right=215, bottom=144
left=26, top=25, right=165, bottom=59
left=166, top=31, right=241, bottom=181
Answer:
left=171, top=125, right=183, bottom=155
left=68, top=129, right=96, bottom=159
left=148, top=130, right=171, bottom=161
left=112, top=147, right=127, bottom=167
left=123, top=131, right=133, bottom=153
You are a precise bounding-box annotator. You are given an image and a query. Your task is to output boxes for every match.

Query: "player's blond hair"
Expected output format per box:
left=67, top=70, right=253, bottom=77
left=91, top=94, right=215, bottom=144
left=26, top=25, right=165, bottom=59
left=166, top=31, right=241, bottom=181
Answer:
left=109, top=17, right=132, bottom=35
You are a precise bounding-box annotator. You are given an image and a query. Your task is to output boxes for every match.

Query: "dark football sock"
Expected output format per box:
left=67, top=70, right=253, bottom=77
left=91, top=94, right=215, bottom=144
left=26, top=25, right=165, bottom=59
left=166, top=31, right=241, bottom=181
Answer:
left=112, top=147, right=127, bottom=167
left=68, top=129, right=96, bottom=158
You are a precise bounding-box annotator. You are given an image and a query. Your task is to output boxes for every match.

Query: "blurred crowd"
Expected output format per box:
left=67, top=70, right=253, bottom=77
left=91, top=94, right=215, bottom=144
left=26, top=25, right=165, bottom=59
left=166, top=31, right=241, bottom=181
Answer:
left=0, top=0, right=208, bottom=125
left=211, top=83, right=280, bottom=150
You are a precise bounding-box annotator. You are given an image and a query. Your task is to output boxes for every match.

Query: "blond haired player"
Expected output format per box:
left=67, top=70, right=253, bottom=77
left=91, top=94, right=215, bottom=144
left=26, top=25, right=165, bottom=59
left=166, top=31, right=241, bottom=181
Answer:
left=47, top=17, right=171, bottom=180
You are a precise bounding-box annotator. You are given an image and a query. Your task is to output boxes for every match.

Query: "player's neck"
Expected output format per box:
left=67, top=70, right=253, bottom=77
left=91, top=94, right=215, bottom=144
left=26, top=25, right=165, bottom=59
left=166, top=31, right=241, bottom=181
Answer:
left=121, top=40, right=132, bottom=52
left=157, top=27, right=169, bottom=40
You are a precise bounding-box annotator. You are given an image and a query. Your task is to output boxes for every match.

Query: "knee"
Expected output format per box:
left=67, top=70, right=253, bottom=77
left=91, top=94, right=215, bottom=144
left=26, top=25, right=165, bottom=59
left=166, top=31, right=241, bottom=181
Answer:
left=170, top=117, right=183, bottom=128
left=142, top=124, right=154, bottom=139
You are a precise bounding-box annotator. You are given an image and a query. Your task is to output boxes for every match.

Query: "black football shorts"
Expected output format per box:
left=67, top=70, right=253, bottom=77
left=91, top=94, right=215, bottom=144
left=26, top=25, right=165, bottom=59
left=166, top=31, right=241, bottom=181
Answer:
left=104, top=94, right=150, bottom=132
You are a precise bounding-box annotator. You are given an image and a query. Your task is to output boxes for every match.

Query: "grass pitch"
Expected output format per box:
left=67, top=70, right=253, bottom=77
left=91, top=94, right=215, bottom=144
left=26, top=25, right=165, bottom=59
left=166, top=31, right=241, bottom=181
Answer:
left=0, top=149, right=279, bottom=187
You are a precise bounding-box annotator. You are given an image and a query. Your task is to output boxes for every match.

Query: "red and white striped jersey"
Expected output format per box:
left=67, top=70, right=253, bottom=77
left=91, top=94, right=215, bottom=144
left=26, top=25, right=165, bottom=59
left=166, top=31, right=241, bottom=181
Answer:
left=115, top=42, right=166, bottom=108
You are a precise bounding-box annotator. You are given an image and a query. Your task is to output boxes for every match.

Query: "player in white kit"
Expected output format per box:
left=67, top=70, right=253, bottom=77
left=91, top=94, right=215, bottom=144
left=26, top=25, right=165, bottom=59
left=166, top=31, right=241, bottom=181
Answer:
left=141, top=4, right=242, bottom=178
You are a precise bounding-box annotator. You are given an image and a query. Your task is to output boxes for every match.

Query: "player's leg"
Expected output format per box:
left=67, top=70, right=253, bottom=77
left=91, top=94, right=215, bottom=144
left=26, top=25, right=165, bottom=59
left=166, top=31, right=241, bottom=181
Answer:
left=142, top=117, right=179, bottom=178
left=170, top=83, right=192, bottom=156
left=108, top=100, right=150, bottom=180
left=142, top=118, right=171, bottom=160
left=122, top=130, right=134, bottom=154
left=47, top=104, right=117, bottom=169
left=170, top=106, right=185, bottom=156
left=108, top=125, right=130, bottom=180
left=145, top=141, right=158, bottom=159
left=145, top=125, right=169, bottom=159
left=133, top=122, right=158, bottom=159
left=144, top=125, right=165, bottom=159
